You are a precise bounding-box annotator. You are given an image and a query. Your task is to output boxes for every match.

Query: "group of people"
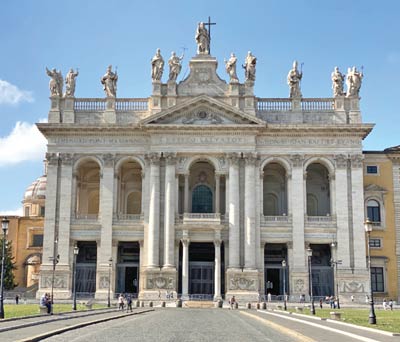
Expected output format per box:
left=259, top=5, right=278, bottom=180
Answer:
left=319, top=295, right=339, bottom=309
left=118, top=293, right=133, bottom=312
left=40, top=293, right=52, bottom=314
left=383, top=298, right=394, bottom=311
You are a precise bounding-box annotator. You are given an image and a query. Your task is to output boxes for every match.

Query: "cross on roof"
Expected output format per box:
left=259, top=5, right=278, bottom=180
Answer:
left=204, top=16, right=216, bottom=54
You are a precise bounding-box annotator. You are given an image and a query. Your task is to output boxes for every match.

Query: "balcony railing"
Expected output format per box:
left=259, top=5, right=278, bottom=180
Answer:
left=260, top=215, right=292, bottom=226
left=301, top=98, right=334, bottom=111
left=74, top=98, right=106, bottom=112
left=306, top=215, right=334, bottom=222
left=115, top=98, right=148, bottom=111
left=113, top=213, right=144, bottom=222
left=175, top=213, right=226, bottom=225
left=73, top=213, right=99, bottom=222
left=257, top=98, right=292, bottom=112
left=257, top=98, right=334, bottom=112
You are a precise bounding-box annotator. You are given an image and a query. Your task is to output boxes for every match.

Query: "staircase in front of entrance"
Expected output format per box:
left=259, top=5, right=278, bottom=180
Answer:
left=184, top=301, right=215, bottom=308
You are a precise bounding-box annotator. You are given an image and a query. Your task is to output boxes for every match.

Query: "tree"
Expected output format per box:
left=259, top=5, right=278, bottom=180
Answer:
left=0, top=239, right=17, bottom=290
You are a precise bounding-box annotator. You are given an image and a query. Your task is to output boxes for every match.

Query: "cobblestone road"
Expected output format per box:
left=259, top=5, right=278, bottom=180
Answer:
left=42, top=309, right=297, bottom=342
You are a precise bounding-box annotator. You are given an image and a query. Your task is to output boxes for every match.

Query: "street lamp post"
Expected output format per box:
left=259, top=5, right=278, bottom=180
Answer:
left=365, top=218, right=377, bottom=324
left=306, top=246, right=315, bottom=315
left=72, top=245, right=79, bottom=310
left=107, top=258, right=112, bottom=308
left=0, top=217, right=9, bottom=319
left=330, top=257, right=342, bottom=310
left=282, top=259, right=287, bottom=311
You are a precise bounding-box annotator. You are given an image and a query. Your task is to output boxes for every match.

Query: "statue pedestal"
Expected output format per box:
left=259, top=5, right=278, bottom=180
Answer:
left=225, top=268, right=260, bottom=302
left=63, top=97, right=75, bottom=123
left=151, top=81, right=162, bottom=114
left=333, top=96, right=346, bottom=124
left=104, top=97, right=116, bottom=123
left=228, top=83, right=240, bottom=109
left=167, top=81, right=177, bottom=108
left=243, top=81, right=256, bottom=115
left=48, top=96, right=61, bottom=123
left=347, top=97, right=361, bottom=123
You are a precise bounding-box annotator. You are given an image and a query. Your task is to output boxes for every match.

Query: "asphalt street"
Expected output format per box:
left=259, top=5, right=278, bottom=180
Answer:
left=40, top=308, right=397, bottom=342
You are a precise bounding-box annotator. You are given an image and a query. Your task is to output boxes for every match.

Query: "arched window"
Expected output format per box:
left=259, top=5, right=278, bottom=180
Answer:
left=307, top=194, right=318, bottom=216
left=367, top=200, right=381, bottom=223
left=265, top=193, right=278, bottom=216
left=192, top=185, right=213, bottom=213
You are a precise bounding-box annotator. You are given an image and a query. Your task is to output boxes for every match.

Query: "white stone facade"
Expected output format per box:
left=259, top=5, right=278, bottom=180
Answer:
left=38, top=49, right=372, bottom=302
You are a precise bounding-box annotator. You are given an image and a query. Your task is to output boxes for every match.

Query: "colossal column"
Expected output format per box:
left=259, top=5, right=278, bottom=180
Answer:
left=244, top=153, right=256, bottom=269
left=57, top=153, right=74, bottom=265
left=99, top=154, right=115, bottom=265
left=184, top=174, right=189, bottom=213
left=147, top=153, right=160, bottom=268
left=290, top=155, right=306, bottom=269
left=164, top=153, right=176, bottom=268
left=334, top=155, right=351, bottom=268
left=228, top=153, right=240, bottom=268
left=351, top=155, right=367, bottom=269
left=215, top=174, right=221, bottom=214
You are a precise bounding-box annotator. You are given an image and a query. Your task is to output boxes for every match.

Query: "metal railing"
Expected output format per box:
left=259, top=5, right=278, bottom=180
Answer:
left=187, top=294, right=214, bottom=301
left=261, top=215, right=290, bottom=222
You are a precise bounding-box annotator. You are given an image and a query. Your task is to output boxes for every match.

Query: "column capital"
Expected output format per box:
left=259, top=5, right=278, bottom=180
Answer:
left=164, top=152, right=177, bottom=165
left=290, top=154, right=304, bottom=168
left=145, top=152, right=161, bottom=165
left=59, top=153, right=73, bottom=165
left=350, top=154, right=364, bottom=168
left=46, top=152, right=59, bottom=166
left=102, top=153, right=115, bottom=168
left=334, top=154, right=348, bottom=169
left=227, top=152, right=240, bottom=165
left=214, top=239, right=222, bottom=248
left=286, top=241, right=293, bottom=249
left=181, top=237, right=190, bottom=247
left=243, top=152, right=258, bottom=165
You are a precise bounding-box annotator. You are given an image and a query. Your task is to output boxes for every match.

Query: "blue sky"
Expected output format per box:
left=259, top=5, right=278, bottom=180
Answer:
left=0, top=0, right=399, bottom=214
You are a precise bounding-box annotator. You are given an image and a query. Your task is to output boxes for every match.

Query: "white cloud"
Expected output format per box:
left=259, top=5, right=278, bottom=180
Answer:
left=0, top=208, right=22, bottom=216
left=0, top=80, right=34, bottom=105
left=0, top=120, right=47, bottom=167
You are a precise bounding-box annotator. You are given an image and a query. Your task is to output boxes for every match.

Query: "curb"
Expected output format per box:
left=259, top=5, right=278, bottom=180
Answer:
left=260, top=309, right=400, bottom=337
left=0, top=308, right=120, bottom=333
left=15, top=309, right=154, bottom=342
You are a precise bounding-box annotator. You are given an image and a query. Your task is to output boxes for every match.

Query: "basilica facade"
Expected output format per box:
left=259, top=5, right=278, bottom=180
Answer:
left=38, top=25, right=372, bottom=302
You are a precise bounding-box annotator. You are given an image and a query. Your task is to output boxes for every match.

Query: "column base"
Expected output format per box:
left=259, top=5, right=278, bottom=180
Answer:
left=225, top=268, right=260, bottom=302
left=139, top=267, right=177, bottom=300
left=38, top=264, right=72, bottom=299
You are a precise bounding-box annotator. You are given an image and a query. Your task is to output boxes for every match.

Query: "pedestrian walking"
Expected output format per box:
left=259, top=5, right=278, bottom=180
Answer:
left=383, top=298, right=388, bottom=310
left=389, top=299, right=394, bottom=311
left=126, top=295, right=132, bottom=312
left=329, top=295, right=334, bottom=309
left=319, top=298, right=323, bottom=309
left=118, top=294, right=125, bottom=311
left=229, top=295, right=236, bottom=309
left=267, top=292, right=272, bottom=302
left=15, top=294, right=19, bottom=305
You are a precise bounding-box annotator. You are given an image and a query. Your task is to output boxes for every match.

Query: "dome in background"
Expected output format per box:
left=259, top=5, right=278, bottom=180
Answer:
left=23, top=175, right=47, bottom=202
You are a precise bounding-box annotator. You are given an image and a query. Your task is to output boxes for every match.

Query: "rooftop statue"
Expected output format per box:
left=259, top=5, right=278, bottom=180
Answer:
left=65, top=68, right=79, bottom=97
left=346, top=66, right=363, bottom=97
left=331, top=66, right=344, bottom=97
left=243, top=51, right=256, bottom=82
left=168, top=51, right=184, bottom=82
left=46, top=67, right=63, bottom=97
left=195, top=22, right=210, bottom=55
left=287, top=60, right=302, bottom=98
left=225, top=53, right=239, bottom=83
left=101, top=65, right=118, bottom=97
left=151, top=48, right=164, bottom=82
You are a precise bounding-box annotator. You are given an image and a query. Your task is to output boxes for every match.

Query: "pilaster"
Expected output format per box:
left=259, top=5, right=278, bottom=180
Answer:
left=244, top=153, right=256, bottom=269
left=104, top=97, right=116, bottom=123
left=63, top=97, right=75, bottom=123
left=48, top=96, right=61, bottom=123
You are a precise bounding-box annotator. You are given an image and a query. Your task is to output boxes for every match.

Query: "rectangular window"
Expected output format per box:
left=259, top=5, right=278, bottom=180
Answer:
left=371, top=267, right=384, bottom=292
left=366, top=165, right=378, bottom=174
left=369, top=239, right=381, bottom=248
left=40, top=207, right=45, bottom=216
left=32, top=234, right=43, bottom=247
left=24, top=207, right=30, bottom=217
left=367, top=206, right=381, bottom=223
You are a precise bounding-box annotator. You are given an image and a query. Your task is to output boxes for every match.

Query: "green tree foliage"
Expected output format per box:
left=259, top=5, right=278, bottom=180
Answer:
left=0, top=239, right=17, bottom=290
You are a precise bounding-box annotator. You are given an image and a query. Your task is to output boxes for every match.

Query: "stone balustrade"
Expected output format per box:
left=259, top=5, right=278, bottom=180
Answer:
left=260, top=214, right=292, bottom=227
left=74, top=98, right=148, bottom=112
left=113, top=213, right=144, bottom=221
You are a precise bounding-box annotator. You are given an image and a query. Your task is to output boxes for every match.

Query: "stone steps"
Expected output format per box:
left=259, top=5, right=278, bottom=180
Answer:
left=184, top=301, right=215, bottom=308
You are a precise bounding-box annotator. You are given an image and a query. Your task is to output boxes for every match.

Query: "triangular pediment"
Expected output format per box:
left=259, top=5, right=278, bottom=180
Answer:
left=364, top=184, right=387, bottom=193
left=140, top=95, right=265, bottom=126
